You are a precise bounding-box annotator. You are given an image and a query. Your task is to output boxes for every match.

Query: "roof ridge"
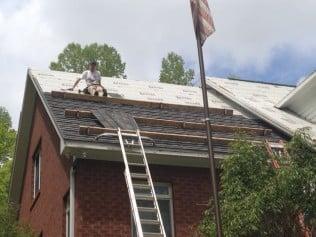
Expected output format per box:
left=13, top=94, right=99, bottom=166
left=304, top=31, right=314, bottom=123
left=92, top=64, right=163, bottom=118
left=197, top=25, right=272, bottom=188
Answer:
left=224, top=76, right=296, bottom=87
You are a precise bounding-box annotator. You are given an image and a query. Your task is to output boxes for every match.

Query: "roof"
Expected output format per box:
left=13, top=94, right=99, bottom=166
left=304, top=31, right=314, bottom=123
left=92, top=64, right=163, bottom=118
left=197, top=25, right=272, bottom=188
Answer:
left=10, top=69, right=283, bottom=205
left=276, top=71, right=316, bottom=123
left=207, top=76, right=316, bottom=141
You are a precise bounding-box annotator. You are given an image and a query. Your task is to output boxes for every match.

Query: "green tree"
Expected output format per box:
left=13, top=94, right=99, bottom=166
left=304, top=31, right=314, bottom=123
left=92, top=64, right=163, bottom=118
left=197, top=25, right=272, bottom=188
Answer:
left=200, top=130, right=316, bottom=237
left=159, top=52, right=194, bottom=86
left=0, top=107, right=12, bottom=127
left=0, top=107, right=34, bottom=237
left=50, top=43, right=126, bottom=78
left=0, top=107, right=16, bottom=163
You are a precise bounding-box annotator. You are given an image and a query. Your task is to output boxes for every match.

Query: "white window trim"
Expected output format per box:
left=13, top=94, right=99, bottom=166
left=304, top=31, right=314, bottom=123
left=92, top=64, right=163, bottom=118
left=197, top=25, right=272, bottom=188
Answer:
left=33, top=152, right=41, bottom=198
left=155, top=183, right=174, bottom=237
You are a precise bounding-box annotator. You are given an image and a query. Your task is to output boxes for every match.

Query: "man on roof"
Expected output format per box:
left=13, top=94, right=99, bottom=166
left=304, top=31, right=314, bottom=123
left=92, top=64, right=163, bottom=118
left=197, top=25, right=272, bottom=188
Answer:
left=70, top=60, right=107, bottom=97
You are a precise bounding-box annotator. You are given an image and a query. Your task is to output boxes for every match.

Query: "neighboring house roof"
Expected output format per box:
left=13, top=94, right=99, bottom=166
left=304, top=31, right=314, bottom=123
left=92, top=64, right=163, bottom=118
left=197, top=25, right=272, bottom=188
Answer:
left=276, top=71, right=316, bottom=123
left=10, top=68, right=283, bottom=205
left=207, top=76, right=316, bottom=142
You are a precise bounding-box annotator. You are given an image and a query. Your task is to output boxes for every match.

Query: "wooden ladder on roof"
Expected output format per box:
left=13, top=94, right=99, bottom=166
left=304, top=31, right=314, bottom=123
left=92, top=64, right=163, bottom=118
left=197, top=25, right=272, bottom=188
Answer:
left=97, top=129, right=166, bottom=237
left=265, top=140, right=312, bottom=237
left=265, top=140, right=287, bottom=168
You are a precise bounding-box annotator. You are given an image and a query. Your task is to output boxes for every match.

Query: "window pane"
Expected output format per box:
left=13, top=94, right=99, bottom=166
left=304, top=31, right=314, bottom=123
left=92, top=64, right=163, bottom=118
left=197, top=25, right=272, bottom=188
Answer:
left=154, top=185, right=169, bottom=196
left=133, top=200, right=172, bottom=236
left=34, top=155, right=40, bottom=195
left=132, top=184, right=173, bottom=237
left=158, top=200, right=172, bottom=237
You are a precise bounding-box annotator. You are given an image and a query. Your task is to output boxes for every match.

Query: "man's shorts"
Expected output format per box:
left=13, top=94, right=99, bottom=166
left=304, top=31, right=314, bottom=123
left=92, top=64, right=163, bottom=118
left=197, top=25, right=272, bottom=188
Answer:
left=83, top=85, right=107, bottom=97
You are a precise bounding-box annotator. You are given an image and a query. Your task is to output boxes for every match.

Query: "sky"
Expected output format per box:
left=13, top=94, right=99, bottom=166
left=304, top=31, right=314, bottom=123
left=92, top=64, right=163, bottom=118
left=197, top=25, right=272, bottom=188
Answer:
left=0, top=0, right=316, bottom=128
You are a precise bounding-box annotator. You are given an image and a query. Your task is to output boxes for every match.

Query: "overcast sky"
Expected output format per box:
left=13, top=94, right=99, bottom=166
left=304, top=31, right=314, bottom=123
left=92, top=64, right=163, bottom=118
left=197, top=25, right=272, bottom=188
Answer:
left=1, top=0, right=316, bottom=128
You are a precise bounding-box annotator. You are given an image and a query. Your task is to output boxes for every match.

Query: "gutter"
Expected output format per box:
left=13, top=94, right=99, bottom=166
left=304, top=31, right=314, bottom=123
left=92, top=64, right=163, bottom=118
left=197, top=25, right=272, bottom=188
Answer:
left=63, top=140, right=226, bottom=168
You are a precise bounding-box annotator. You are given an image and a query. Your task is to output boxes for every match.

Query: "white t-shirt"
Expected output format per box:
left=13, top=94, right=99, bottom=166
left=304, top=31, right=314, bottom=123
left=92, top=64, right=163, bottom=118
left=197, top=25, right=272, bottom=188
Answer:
left=81, top=70, right=102, bottom=87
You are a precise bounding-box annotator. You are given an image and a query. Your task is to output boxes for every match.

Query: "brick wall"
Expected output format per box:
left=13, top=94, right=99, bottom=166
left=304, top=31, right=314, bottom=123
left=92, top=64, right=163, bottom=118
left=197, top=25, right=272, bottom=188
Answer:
left=19, top=99, right=71, bottom=237
left=75, top=160, right=211, bottom=237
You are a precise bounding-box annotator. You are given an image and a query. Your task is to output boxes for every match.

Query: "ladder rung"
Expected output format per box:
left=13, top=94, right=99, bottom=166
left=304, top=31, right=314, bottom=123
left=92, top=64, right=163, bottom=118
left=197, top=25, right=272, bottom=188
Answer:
left=129, top=162, right=145, bottom=167
left=138, top=207, right=157, bottom=213
left=131, top=173, right=148, bottom=179
left=268, top=143, right=284, bottom=148
left=133, top=183, right=150, bottom=189
left=125, top=151, right=142, bottom=156
left=121, top=132, right=138, bottom=137
left=135, top=194, right=154, bottom=200
left=144, top=233, right=163, bottom=237
left=140, top=219, right=160, bottom=225
left=125, top=143, right=141, bottom=147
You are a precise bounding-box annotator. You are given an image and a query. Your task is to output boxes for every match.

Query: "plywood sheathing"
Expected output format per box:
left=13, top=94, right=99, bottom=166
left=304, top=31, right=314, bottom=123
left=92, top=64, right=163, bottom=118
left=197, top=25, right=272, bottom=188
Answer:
left=52, top=91, right=233, bottom=116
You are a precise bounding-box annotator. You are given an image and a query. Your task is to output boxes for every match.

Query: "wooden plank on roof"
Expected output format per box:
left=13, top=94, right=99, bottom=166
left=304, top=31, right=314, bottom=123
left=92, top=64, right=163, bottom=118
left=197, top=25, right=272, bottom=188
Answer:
left=52, top=91, right=233, bottom=116
left=64, top=109, right=92, bottom=118
left=78, top=125, right=263, bottom=144
left=134, top=116, right=272, bottom=136
left=65, top=109, right=271, bottom=136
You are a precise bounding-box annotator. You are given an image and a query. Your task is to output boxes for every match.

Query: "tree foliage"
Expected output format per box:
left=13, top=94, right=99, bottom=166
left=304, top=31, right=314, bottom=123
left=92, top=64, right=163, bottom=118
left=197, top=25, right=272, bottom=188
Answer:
left=200, top=130, right=316, bottom=237
left=0, top=107, right=16, bottom=163
left=50, top=42, right=126, bottom=78
left=0, top=107, right=35, bottom=237
left=159, top=52, right=194, bottom=86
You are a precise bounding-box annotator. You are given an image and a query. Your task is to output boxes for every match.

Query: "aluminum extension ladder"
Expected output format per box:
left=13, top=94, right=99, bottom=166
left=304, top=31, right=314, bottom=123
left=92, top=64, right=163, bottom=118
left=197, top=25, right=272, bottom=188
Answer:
left=117, top=128, right=166, bottom=237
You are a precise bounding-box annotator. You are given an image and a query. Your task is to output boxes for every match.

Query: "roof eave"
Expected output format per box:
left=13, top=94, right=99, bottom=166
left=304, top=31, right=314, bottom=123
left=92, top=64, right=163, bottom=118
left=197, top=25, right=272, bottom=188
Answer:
left=62, top=140, right=225, bottom=168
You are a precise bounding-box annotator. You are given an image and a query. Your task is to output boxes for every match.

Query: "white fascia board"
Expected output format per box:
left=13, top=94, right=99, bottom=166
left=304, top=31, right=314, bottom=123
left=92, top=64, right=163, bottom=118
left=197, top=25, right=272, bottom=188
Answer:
left=277, top=71, right=316, bottom=108
left=9, top=74, right=36, bottom=204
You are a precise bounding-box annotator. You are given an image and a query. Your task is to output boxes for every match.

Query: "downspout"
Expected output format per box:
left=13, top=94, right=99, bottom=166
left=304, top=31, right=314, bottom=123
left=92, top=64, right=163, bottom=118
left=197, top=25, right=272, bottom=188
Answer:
left=70, top=157, right=78, bottom=237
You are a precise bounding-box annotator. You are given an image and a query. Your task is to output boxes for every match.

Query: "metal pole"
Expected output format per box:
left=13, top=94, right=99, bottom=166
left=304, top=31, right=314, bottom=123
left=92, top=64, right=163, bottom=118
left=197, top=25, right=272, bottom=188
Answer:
left=195, top=33, right=223, bottom=237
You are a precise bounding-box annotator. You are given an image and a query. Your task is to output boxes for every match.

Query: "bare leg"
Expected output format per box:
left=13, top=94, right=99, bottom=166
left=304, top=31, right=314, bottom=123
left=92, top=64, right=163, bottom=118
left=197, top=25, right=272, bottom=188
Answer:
left=88, top=86, right=96, bottom=96
left=96, top=86, right=104, bottom=97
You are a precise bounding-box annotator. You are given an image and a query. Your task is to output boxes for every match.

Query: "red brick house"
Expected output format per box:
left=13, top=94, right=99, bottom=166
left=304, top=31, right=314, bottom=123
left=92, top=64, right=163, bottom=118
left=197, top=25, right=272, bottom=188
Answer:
left=9, top=69, right=315, bottom=237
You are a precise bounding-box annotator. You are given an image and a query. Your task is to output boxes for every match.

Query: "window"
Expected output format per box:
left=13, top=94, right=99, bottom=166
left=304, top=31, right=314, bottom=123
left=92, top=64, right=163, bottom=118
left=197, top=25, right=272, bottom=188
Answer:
left=132, top=183, right=174, bottom=237
left=33, top=148, right=41, bottom=198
